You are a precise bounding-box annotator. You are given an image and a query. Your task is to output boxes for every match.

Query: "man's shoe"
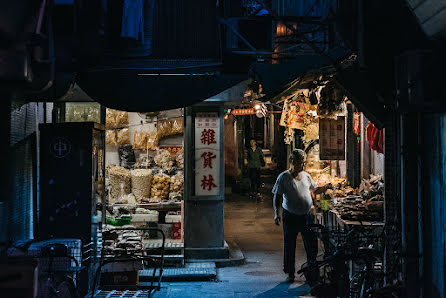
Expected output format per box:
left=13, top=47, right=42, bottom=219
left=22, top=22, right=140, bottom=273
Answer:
left=286, top=274, right=295, bottom=283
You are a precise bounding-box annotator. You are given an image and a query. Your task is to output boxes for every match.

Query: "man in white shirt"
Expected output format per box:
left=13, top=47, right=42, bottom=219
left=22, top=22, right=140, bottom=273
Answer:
left=272, top=149, right=332, bottom=282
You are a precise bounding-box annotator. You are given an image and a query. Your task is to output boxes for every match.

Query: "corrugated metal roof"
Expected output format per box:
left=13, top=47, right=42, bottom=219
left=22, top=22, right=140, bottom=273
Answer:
left=407, top=0, right=446, bottom=37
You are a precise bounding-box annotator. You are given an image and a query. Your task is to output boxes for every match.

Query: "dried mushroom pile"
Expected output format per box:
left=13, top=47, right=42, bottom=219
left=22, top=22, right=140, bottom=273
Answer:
left=154, top=149, right=175, bottom=171
left=327, top=175, right=384, bottom=222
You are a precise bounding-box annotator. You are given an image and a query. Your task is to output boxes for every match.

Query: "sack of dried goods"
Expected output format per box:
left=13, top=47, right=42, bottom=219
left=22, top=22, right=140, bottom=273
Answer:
left=175, top=148, right=184, bottom=169
left=170, top=172, right=184, bottom=193
left=131, top=169, right=152, bottom=200
left=108, top=166, right=131, bottom=203
left=146, top=132, right=159, bottom=150
left=150, top=174, right=170, bottom=200
left=171, top=117, right=184, bottom=135
left=133, top=131, right=148, bottom=150
left=116, top=128, right=131, bottom=145
left=106, top=130, right=117, bottom=145
left=154, top=149, right=174, bottom=171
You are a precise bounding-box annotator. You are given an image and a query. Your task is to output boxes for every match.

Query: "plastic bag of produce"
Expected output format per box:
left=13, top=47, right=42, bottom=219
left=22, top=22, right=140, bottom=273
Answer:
left=171, top=117, right=184, bottom=135
left=147, top=132, right=159, bottom=150
left=170, top=172, right=184, bottom=193
left=175, top=148, right=184, bottom=169
left=131, top=169, right=152, bottom=200
left=133, top=131, right=148, bottom=150
left=115, top=110, right=129, bottom=128
left=154, top=149, right=174, bottom=171
left=108, top=166, right=131, bottom=203
left=150, top=173, right=171, bottom=200
left=106, top=108, right=117, bottom=129
left=117, top=128, right=131, bottom=145
left=106, top=130, right=117, bottom=145
left=157, top=119, right=172, bottom=138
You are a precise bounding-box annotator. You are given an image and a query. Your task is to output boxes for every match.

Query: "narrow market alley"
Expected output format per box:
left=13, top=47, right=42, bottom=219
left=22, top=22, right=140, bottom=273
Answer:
left=152, top=167, right=313, bottom=297
left=3, top=1, right=446, bottom=297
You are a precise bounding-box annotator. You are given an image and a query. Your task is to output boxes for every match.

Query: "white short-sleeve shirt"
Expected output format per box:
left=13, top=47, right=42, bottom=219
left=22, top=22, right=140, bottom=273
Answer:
left=272, top=170, right=318, bottom=215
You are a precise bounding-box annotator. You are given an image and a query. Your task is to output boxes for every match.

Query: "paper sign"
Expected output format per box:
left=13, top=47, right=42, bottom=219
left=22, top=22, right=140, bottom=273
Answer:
left=319, top=117, right=345, bottom=160
left=195, top=112, right=220, bottom=195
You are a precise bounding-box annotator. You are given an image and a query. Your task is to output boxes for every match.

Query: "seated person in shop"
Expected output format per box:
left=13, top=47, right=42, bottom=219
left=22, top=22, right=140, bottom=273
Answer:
left=272, top=149, right=333, bottom=283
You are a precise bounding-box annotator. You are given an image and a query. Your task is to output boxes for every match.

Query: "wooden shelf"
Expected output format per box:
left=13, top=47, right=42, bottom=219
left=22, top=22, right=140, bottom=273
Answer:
left=137, top=202, right=181, bottom=211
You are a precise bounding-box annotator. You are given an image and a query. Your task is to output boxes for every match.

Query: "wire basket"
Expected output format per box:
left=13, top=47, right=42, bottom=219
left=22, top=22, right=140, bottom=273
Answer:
left=29, top=239, right=82, bottom=273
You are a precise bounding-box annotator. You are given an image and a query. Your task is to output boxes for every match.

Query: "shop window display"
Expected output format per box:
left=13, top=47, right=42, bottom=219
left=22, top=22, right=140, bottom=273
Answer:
left=103, top=108, right=185, bottom=250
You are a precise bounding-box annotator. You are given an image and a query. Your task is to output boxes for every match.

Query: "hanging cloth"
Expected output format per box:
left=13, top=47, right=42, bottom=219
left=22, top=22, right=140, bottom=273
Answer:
left=377, top=129, right=384, bottom=154
left=369, top=124, right=384, bottom=154
left=366, top=121, right=374, bottom=142
left=121, top=0, right=144, bottom=41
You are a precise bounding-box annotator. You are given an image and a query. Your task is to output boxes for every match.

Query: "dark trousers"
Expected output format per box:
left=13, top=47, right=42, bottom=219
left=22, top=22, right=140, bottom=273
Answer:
left=248, top=168, right=261, bottom=193
left=282, top=209, right=318, bottom=274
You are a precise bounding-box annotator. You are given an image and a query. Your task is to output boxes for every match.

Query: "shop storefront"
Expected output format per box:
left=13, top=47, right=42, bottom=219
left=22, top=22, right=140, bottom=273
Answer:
left=274, top=81, right=385, bottom=247
left=101, top=107, right=185, bottom=263
left=36, top=93, right=228, bottom=294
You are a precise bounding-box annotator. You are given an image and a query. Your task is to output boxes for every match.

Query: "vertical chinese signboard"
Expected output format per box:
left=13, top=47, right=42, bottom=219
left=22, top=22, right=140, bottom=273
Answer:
left=319, top=117, right=345, bottom=160
left=195, top=112, right=220, bottom=196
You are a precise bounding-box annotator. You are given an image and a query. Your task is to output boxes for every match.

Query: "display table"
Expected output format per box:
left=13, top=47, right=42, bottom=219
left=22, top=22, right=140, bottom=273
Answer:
left=325, top=209, right=384, bottom=230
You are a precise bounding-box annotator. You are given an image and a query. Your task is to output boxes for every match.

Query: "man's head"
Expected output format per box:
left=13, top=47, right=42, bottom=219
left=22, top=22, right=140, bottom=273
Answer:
left=250, top=139, right=257, bottom=147
left=289, top=149, right=306, bottom=173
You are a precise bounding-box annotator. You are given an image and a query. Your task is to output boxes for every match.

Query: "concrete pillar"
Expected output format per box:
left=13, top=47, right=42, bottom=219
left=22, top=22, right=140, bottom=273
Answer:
left=184, top=104, right=228, bottom=259
left=419, top=114, right=446, bottom=298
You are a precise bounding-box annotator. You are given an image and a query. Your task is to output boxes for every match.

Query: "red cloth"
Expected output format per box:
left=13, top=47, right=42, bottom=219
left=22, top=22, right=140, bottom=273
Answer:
left=366, top=122, right=374, bottom=142
left=370, top=125, right=379, bottom=152
left=369, top=123, right=384, bottom=154
left=377, top=129, right=384, bottom=153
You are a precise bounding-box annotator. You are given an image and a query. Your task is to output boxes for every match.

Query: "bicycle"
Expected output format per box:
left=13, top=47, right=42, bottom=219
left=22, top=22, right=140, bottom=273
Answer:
left=39, top=242, right=80, bottom=297
left=297, top=224, right=385, bottom=298
left=0, top=239, right=83, bottom=298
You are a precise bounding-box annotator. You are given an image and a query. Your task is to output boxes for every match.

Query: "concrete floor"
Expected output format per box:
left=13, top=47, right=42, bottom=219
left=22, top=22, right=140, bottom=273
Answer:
left=153, top=171, right=312, bottom=297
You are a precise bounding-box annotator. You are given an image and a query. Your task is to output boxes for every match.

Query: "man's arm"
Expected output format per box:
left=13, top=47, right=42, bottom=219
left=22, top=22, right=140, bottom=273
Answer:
left=312, top=183, right=333, bottom=195
left=273, top=192, right=282, bottom=225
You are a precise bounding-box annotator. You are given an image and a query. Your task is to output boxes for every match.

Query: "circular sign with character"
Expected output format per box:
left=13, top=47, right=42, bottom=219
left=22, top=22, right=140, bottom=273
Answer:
left=49, top=137, right=71, bottom=158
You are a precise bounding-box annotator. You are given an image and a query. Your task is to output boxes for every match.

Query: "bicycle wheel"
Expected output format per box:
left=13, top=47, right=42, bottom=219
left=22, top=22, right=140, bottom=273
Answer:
left=349, top=272, right=364, bottom=298
left=54, top=276, right=78, bottom=298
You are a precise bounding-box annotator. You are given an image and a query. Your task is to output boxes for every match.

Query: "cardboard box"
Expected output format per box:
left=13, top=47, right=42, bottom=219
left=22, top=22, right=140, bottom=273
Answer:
left=101, top=271, right=138, bottom=286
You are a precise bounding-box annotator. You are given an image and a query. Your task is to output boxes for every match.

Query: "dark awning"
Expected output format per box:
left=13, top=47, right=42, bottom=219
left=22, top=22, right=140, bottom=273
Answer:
left=249, top=46, right=352, bottom=98
left=75, top=63, right=247, bottom=112
left=250, top=46, right=386, bottom=128
left=334, top=67, right=385, bottom=129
